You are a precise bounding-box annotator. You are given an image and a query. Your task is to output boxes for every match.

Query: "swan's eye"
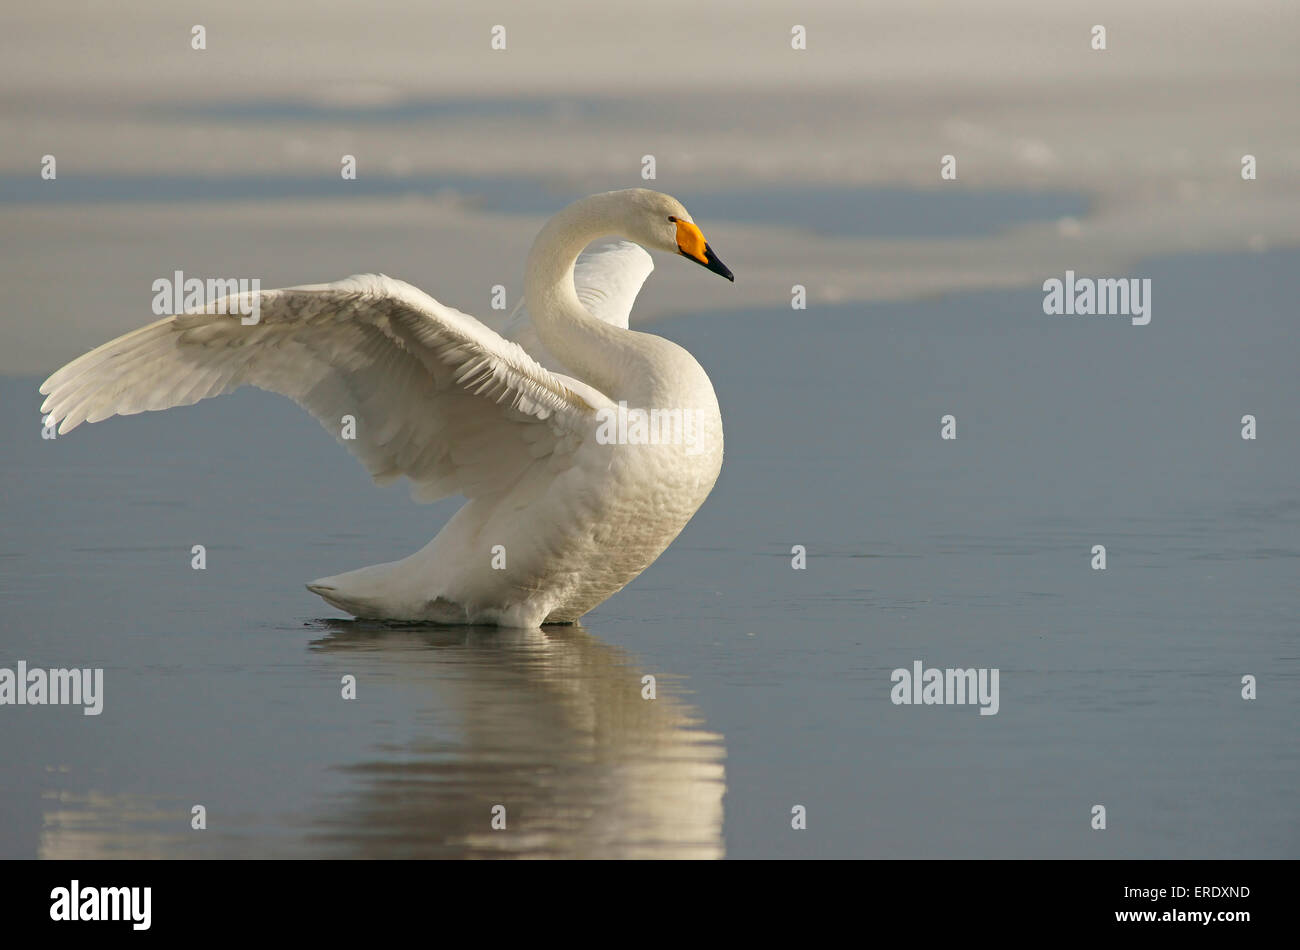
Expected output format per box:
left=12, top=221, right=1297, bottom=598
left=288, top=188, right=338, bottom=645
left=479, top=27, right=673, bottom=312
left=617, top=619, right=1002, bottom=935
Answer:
left=667, top=215, right=677, bottom=223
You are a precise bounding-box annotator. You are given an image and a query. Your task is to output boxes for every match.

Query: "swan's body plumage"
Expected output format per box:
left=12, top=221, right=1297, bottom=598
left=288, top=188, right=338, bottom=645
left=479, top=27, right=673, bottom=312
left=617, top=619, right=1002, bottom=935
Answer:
left=39, top=190, right=732, bottom=626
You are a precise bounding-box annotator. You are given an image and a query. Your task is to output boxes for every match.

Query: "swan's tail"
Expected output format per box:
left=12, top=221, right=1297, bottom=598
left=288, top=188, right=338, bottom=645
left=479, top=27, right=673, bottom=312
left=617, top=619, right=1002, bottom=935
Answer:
left=306, top=567, right=467, bottom=623
left=305, top=580, right=369, bottom=616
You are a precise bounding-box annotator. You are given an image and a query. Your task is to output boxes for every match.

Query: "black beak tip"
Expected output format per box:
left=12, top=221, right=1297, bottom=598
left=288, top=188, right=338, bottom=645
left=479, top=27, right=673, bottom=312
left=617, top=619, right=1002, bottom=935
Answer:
left=703, top=244, right=734, bottom=282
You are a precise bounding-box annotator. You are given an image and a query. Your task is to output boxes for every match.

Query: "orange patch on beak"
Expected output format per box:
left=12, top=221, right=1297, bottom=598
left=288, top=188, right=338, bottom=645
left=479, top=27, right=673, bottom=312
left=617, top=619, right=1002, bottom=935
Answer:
left=675, top=219, right=709, bottom=264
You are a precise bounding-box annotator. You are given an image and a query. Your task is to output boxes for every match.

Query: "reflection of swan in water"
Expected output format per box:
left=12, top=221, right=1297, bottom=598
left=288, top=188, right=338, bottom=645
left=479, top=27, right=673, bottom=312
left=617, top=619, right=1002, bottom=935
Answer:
left=38, top=792, right=184, bottom=859
left=36, top=623, right=726, bottom=859
left=307, top=622, right=726, bottom=859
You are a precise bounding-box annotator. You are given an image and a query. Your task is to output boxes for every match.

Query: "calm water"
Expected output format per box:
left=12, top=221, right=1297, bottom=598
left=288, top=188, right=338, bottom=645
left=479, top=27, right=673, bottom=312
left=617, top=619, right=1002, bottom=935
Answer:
left=0, top=249, right=1296, bottom=858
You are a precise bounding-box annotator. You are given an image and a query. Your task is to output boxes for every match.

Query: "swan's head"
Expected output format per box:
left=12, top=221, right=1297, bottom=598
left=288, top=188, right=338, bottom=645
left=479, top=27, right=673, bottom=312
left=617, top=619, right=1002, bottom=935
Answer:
left=616, top=189, right=734, bottom=282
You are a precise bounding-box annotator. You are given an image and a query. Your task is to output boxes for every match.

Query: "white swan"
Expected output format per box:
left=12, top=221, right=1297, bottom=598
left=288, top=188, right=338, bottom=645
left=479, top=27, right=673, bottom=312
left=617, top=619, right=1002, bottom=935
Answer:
left=38, top=189, right=734, bottom=626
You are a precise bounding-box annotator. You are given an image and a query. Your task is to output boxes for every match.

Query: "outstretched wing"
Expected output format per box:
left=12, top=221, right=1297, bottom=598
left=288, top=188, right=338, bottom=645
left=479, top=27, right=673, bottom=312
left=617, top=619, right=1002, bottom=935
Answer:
left=39, top=274, right=613, bottom=502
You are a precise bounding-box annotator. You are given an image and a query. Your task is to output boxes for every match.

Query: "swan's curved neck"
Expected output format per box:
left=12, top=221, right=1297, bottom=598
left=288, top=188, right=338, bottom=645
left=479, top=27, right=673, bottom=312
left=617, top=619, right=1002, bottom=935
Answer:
left=524, top=193, right=639, bottom=394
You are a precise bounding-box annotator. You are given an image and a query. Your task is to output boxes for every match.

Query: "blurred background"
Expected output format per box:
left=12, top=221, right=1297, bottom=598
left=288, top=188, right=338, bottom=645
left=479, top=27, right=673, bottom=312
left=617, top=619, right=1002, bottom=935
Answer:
left=3, top=0, right=1298, bottom=369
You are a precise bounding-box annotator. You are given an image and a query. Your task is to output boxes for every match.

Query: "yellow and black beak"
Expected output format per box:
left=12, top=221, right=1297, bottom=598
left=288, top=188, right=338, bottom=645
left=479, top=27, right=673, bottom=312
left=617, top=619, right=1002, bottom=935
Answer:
left=674, top=219, right=734, bottom=282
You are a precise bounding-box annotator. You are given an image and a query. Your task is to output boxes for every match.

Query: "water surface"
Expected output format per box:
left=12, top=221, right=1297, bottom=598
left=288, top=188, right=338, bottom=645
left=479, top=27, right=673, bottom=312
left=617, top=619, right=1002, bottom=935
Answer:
left=0, top=249, right=1295, bottom=858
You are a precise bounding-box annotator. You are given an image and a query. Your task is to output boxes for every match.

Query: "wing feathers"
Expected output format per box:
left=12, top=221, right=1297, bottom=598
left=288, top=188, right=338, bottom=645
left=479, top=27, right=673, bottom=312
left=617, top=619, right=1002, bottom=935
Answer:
left=39, top=274, right=607, bottom=502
